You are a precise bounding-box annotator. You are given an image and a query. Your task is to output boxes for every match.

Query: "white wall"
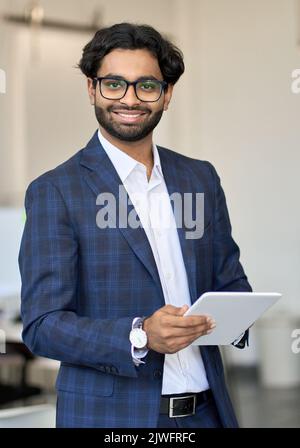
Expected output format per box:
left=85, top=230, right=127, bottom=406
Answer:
left=0, top=208, right=24, bottom=317
left=195, top=0, right=300, bottom=314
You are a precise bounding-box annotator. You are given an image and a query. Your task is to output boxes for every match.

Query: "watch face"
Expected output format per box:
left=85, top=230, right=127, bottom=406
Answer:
left=130, top=328, right=147, bottom=349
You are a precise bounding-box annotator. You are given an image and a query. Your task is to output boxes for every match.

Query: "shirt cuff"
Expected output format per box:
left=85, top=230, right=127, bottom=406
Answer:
left=131, top=346, right=148, bottom=366
left=131, top=318, right=149, bottom=366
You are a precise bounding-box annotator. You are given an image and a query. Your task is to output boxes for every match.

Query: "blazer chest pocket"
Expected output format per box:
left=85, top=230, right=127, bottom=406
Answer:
left=56, top=363, right=114, bottom=397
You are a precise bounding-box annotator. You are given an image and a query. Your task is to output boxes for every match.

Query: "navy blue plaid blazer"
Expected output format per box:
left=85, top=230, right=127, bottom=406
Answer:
left=19, top=131, right=251, bottom=428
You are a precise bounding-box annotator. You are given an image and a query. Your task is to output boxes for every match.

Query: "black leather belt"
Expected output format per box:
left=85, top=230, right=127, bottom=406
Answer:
left=160, top=390, right=213, bottom=418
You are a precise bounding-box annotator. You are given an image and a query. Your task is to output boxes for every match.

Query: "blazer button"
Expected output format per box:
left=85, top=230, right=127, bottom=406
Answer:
left=153, top=369, right=162, bottom=379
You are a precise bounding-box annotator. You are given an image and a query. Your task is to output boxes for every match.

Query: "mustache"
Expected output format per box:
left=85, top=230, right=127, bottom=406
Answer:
left=107, top=105, right=151, bottom=113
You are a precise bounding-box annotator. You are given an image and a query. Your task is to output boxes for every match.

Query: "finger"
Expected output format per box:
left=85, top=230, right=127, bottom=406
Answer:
left=165, top=321, right=216, bottom=339
left=168, top=314, right=215, bottom=329
left=174, top=326, right=216, bottom=348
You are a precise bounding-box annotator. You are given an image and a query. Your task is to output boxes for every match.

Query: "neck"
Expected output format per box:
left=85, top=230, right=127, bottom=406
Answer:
left=99, top=126, right=154, bottom=169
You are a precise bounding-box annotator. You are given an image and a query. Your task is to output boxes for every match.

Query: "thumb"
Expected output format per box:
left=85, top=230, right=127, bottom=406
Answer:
left=163, top=304, right=189, bottom=316
left=176, top=304, right=189, bottom=316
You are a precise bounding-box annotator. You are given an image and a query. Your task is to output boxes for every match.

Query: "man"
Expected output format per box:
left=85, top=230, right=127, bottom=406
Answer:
left=19, top=23, right=251, bottom=428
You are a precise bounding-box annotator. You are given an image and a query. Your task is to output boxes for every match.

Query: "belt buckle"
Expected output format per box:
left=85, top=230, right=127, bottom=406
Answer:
left=169, top=395, right=196, bottom=418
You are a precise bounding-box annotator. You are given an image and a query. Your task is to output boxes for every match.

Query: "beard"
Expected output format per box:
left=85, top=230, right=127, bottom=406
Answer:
left=94, top=104, right=164, bottom=142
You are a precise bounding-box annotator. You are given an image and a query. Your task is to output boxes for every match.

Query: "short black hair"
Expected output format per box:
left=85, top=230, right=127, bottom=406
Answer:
left=78, top=22, right=184, bottom=85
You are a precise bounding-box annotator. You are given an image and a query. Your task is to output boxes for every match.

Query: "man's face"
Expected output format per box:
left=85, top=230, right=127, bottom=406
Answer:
left=87, top=49, right=173, bottom=142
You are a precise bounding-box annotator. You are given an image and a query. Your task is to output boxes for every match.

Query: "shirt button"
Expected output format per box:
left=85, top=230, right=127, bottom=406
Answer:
left=165, top=272, right=172, bottom=280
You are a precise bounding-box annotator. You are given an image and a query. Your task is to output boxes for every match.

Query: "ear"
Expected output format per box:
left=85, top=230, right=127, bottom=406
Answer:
left=87, top=78, right=96, bottom=105
left=163, top=84, right=174, bottom=111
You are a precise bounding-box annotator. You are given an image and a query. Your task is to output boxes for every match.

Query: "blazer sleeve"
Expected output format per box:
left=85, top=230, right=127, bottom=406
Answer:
left=207, top=162, right=252, bottom=349
left=19, top=179, right=138, bottom=378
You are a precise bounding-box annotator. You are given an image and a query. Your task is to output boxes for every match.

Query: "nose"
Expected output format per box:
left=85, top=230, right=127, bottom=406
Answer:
left=119, top=85, right=141, bottom=107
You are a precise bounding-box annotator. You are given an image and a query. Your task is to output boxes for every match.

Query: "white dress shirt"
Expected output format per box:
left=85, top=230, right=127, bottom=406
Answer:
left=98, top=129, right=210, bottom=394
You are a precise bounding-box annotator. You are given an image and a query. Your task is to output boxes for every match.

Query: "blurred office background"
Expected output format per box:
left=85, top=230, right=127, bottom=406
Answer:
left=0, top=0, right=300, bottom=427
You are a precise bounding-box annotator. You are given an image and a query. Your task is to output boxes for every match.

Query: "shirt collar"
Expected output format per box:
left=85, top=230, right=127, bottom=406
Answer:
left=97, top=129, right=163, bottom=182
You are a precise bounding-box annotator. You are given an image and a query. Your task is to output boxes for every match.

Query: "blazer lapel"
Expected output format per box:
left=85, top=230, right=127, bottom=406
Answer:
left=80, top=132, right=163, bottom=291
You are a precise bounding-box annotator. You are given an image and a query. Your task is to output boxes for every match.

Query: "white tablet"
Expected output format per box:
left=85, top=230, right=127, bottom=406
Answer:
left=184, top=292, right=281, bottom=345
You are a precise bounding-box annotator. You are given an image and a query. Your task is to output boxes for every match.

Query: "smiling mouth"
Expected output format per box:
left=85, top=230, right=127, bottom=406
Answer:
left=112, top=111, right=148, bottom=123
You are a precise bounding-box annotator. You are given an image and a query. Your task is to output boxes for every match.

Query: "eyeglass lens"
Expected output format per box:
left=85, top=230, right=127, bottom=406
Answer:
left=100, top=78, right=163, bottom=102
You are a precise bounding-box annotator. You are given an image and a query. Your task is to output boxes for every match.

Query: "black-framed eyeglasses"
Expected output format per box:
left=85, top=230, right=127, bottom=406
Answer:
left=93, top=77, right=168, bottom=102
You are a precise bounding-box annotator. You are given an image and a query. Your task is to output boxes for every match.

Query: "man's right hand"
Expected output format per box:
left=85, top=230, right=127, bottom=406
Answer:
left=143, top=304, right=216, bottom=354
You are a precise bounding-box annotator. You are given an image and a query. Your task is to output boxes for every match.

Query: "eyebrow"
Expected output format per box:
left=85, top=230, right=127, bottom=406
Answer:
left=101, top=74, right=163, bottom=82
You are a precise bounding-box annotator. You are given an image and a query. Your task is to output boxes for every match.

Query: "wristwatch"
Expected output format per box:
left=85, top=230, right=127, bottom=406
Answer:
left=129, top=317, right=148, bottom=350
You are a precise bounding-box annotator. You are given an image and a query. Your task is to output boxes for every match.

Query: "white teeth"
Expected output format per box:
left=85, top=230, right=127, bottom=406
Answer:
left=119, top=113, right=141, bottom=118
